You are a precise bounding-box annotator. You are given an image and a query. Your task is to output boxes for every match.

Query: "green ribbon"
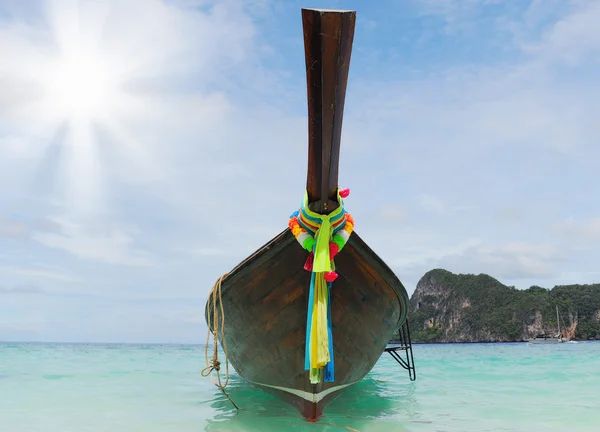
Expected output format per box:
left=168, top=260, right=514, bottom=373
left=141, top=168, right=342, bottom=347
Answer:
left=313, top=218, right=331, bottom=272
left=302, top=190, right=344, bottom=273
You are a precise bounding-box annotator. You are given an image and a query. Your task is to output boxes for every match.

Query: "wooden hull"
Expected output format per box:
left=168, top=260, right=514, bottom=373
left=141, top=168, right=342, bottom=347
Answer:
left=205, top=229, right=409, bottom=421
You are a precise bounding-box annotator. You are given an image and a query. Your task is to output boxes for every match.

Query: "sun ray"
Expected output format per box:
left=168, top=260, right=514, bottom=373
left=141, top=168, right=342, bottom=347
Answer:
left=61, top=119, right=106, bottom=215
left=26, top=0, right=127, bottom=213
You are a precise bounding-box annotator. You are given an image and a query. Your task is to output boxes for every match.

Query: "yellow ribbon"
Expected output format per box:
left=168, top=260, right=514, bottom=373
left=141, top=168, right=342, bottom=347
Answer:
left=309, top=273, right=330, bottom=383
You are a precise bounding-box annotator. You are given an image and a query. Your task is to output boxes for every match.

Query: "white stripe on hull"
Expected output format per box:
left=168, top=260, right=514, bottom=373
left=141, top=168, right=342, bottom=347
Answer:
left=248, top=380, right=357, bottom=403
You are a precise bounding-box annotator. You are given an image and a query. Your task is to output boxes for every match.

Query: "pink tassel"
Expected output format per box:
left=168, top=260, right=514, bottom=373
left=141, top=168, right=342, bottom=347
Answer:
left=324, top=271, right=338, bottom=282
left=304, top=252, right=314, bottom=271
left=329, top=242, right=339, bottom=259
left=339, top=188, right=350, bottom=198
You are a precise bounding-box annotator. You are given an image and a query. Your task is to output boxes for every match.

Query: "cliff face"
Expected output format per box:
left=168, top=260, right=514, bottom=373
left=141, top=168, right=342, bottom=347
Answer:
left=408, top=269, right=600, bottom=343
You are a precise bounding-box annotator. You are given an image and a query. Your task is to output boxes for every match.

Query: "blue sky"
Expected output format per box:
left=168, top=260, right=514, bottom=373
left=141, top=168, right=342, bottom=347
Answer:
left=1, top=0, right=599, bottom=343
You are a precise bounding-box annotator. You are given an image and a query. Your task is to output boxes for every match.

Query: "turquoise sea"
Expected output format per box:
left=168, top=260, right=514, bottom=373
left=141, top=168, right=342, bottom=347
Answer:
left=1, top=341, right=599, bottom=432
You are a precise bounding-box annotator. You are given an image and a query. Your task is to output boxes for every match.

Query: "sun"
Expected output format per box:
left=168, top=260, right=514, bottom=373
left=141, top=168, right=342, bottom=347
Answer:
left=47, top=50, right=116, bottom=121
left=4, top=0, right=163, bottom=215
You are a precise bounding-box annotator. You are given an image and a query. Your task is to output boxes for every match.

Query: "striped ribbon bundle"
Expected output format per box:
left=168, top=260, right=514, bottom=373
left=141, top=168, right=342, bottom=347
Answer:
left=288, top=188, right=355, bottom=384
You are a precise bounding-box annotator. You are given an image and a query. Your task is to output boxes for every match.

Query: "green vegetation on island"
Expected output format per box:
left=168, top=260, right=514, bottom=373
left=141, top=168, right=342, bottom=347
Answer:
left=407, top=269, right=600, bottom=343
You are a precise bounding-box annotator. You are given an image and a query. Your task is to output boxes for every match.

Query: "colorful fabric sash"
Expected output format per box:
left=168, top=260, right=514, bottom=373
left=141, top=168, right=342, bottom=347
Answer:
left=288, top=188, right=354, bottom=384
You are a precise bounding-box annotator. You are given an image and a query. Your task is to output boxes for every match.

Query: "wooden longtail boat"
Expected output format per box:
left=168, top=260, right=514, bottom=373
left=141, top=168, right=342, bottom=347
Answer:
left=205, top=8, right=412, bottom=422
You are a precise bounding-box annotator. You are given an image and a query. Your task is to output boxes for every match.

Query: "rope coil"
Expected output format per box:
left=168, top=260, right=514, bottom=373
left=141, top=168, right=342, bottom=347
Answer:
left=202, top=273, right=239, bottom=410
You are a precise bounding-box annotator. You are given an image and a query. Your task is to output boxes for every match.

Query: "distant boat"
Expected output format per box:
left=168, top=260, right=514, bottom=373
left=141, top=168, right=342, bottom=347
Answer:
left=203, top=8, right=414, bottom=422
left=528, top=334, right=565, bottom=344
left=527, top=306, right=569, bottom=344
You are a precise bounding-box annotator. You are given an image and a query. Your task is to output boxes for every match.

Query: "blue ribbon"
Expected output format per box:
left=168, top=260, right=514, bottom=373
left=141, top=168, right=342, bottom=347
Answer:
left=324, top=280, right=334, bottom=382
left=304, top=272, right=315, bottom=371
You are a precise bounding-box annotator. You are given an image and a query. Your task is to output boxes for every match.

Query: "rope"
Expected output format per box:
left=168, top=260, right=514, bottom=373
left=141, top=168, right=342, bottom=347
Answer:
left=201, top=273, right=239, bottom=410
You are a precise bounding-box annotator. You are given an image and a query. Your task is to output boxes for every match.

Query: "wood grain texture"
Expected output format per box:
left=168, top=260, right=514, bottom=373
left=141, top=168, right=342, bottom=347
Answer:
left=205, top=230, right=410, bottom=417
left=303, top=9, right=355, bottom=215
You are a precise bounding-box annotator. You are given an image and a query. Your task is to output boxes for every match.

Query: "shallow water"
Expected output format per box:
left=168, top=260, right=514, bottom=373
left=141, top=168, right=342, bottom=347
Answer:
left=1, top=341, right=598, bottom=431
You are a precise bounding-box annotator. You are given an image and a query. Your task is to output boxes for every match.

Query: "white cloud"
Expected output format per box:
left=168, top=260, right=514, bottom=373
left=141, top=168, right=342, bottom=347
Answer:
left=1, top=0, right=600, bottom=341
left=417, top=194, right=445, bottom=215
left=378, top=204, right=408, bottom=222
left=417, top=194, right=476, bottom=216
left=0, top=304, right=46, bottom=340
left=493, top=206, right=524, bottom=224
left=0, top=216, right=28, bottom=238
left=0, top=0, right=265, bottom=213
left=524, top=0, right=600, bottom=66
left=31, top=217, right=153, bottom=266
left=552, top=217, right=600, bottom=242
left=3, top=265, right=79, bottom=282
left=159, top=307, right=205, bottom=325
left=355, top=1, right=600, bottom=165
left=401, top=239, right=566, bottom=283
left=0, top=284, right=46, bottom=294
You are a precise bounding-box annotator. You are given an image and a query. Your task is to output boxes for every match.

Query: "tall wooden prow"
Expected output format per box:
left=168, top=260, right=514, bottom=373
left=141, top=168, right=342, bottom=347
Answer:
left=303, top=9, right=355, bottom=214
